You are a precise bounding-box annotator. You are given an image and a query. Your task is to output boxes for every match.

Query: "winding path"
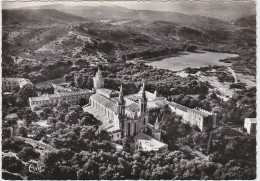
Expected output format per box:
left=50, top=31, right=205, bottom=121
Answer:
left=227, top=67, right=237, bottom=83
left=13, top=136, right=58, bottom=153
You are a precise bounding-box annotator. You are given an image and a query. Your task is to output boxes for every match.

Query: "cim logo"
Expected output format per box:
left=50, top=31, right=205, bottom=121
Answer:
left=29, top=164, right=45, bottom=173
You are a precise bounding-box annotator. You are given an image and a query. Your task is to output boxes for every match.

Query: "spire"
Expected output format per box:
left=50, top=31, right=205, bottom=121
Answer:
left=119, top=84, right=124, bottom=103
left=154, top=90, right=158, bottom=97
left=117, top=84, right=125, bottom=118
left=141, top=81, right=147, bottom=100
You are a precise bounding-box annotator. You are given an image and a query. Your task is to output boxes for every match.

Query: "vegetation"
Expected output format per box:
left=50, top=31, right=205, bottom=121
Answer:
left=1, top=5, right=256, bottom=180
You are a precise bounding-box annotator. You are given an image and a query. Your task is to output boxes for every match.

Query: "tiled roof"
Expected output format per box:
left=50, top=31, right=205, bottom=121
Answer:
left=58, top=90, right=89, bottom=96
left=169, top=102, right=188, bottom=112
left=90, top=93, right=117, bottom=113
left=97, top=88, right=114, bottom=95
left=30, top=96, right=51, bottom=102
left=188, top=108, right=211, bottom=117
left=125, top=90, right=156, bottom=102
left=30, top=90, right=89, bottom=102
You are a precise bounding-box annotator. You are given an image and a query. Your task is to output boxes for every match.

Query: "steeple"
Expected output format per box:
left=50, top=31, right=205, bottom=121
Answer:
left=119, top=84, right=124, bottom=103
left=139, top=81, right=147, bottom=115
left=141, top=81, right=147, bottom=101
left=117, top=84, right=125, bottom=117
left=154, top=90, right=158, bottom=97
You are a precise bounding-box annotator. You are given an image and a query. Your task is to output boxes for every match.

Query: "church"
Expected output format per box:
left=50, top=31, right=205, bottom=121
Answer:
left=84, top=67, right=217, bottom=151
left=84, top=67, right=168, bottom=151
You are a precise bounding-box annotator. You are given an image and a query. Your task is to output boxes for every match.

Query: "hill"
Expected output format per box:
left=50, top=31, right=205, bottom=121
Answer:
left=234, top=14, right=256, bottom=27
left=2, top=9, right=86, bottom=26
left=20, top=4, right=229, bottom=30
left=2, top=8, right=256, bottom=77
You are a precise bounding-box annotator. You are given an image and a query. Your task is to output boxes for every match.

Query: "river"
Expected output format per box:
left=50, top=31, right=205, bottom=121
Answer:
left=145, top=51, right=239, bottom=71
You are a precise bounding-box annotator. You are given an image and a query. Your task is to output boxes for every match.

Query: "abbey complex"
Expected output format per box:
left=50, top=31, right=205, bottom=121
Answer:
left=3, top=67, right=218, bottom=152
left=4, top=67, right=217, bottom=152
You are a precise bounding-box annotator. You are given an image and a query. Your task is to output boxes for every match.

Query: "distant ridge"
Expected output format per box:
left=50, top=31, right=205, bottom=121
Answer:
left=9, top=4, right=229, bottom=29
left=2, top=9, right=86, bottom=25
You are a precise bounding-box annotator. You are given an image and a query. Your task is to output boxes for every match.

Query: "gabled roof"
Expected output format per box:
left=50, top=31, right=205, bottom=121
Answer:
left=168, top=102, right=188, bottom=112
left=90, top=93, right=117, bottom=113
left=30, top=90, right=89, bottom=102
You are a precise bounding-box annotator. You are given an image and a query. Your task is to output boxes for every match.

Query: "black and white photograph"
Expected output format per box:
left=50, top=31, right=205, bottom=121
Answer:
left=1, top=0, right=257, bottom=180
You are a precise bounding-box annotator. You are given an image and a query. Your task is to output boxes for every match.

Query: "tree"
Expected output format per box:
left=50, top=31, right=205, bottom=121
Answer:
left=40, top=107, right=52, bottom=119
left=74, top=74, right=84, bottom=88
left=80, top=126, right=96, bottom=141
left=2, top=128, right=11, bottom=139
left=20, top=109, right=38, bottom=126
left=79, top=98, right=87, bottom=107
left=16, top=87, right=37, bottom=106
left=19, top=126, right=28, bottom=137
left=17, top=146, right=40, bottom=161
left=2, top=156, right=24, bottom=173
left=65, top=111, right=79, bottom=124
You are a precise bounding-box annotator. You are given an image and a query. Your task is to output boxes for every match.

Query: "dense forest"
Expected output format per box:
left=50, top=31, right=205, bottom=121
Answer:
left=2, top=100, right=256, bottom=180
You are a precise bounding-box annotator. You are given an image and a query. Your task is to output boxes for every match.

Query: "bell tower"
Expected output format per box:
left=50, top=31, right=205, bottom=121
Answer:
left=117, top=84, right=125, bottom=117
left=139, top=81, right=147, bottom=116
left=93, top=66, right=104, bottom=91
left=117, top=85, right=126, bottom=135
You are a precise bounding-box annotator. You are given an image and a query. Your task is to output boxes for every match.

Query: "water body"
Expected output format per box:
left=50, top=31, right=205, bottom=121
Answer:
left=145, top=51, right=239, bottom=71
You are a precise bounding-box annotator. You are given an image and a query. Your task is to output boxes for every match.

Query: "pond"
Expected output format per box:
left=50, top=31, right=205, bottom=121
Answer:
left=145, top=51, right=239, bottom=71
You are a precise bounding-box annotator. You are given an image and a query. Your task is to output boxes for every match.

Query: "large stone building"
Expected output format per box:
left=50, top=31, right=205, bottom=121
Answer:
left=84, top=68, right=218, bottom=151
left=85, top=68, right=217, bottom=135
left=29, top=86, right=90, bottom=111
left=169, top=102, right=217, bottom=131
left=84, top=68, right=168, bottom=152
left=2, top=78, right=33, bottom=91
left=86, top=78, right=151, bottom=139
